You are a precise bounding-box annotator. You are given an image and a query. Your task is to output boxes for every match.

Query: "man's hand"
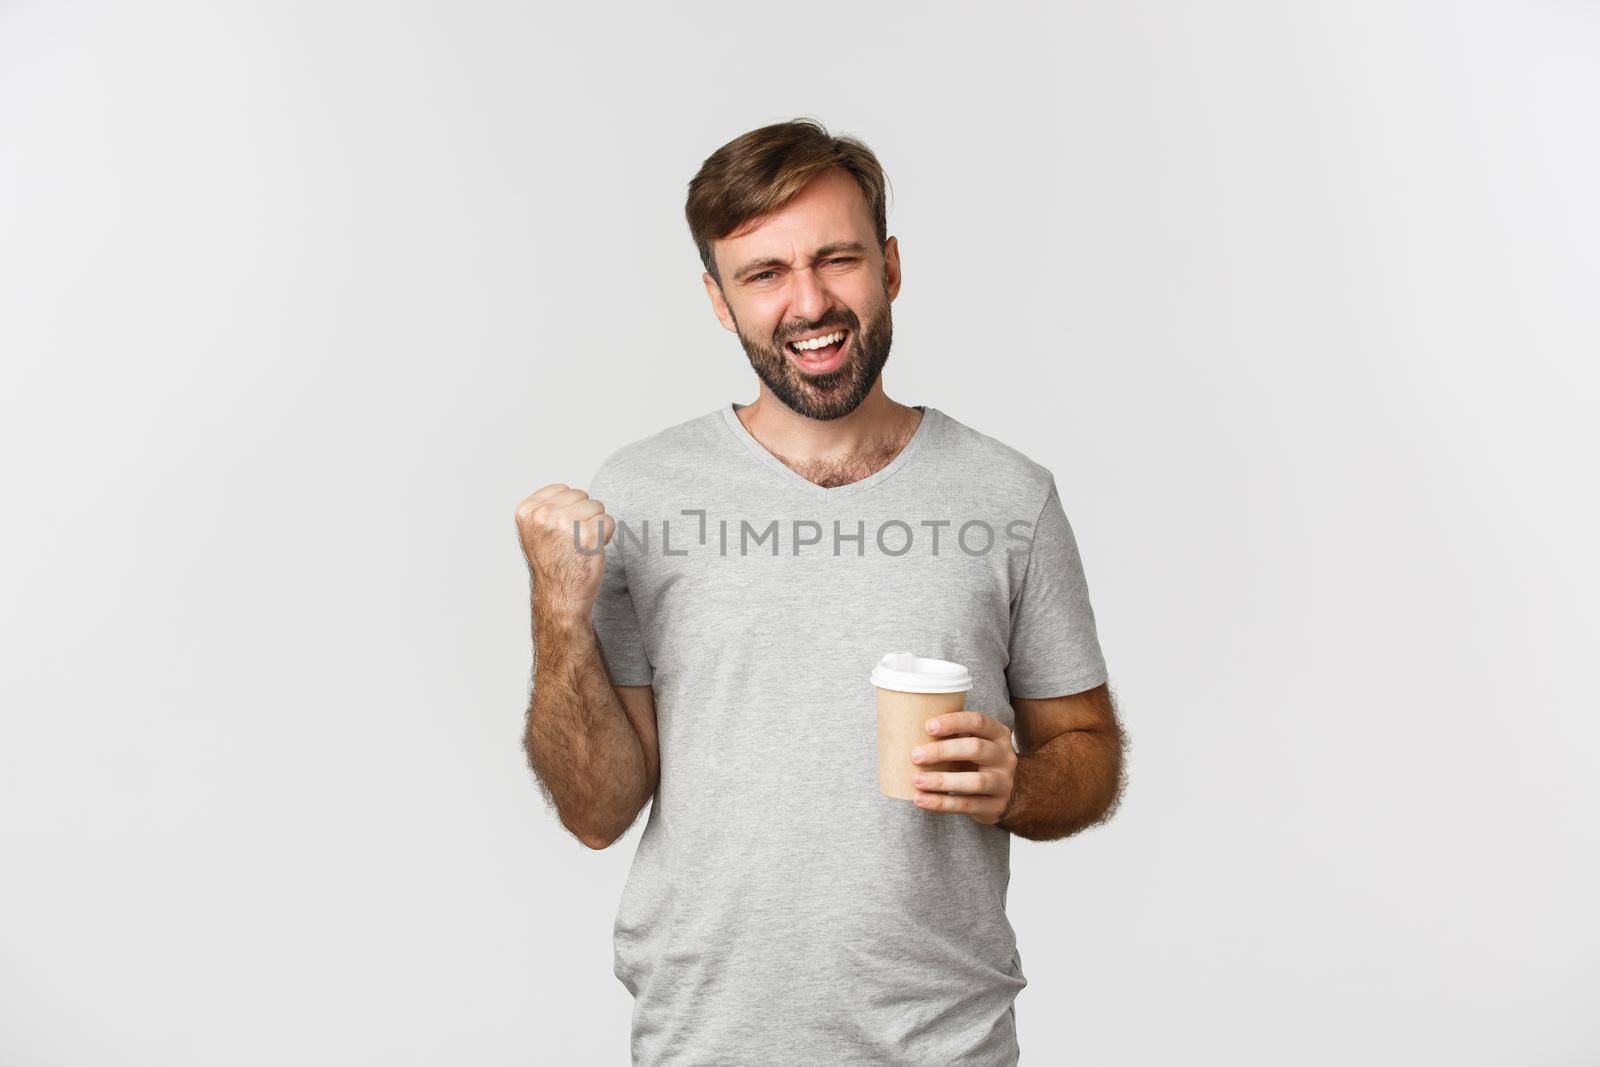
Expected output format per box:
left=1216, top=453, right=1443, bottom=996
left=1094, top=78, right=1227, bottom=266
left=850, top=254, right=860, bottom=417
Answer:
left=514, top=483, right=616, bottom=623
left=909, top=711, right=1018, bottom=825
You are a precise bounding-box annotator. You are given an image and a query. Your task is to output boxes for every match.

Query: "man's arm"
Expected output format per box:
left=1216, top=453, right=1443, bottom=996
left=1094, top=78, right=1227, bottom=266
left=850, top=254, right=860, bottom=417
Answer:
left=997, top=682, right=1125, bottom=841
left=515, top=483, right=659, bottom=851
left=522, top=616, right=658, bottom=849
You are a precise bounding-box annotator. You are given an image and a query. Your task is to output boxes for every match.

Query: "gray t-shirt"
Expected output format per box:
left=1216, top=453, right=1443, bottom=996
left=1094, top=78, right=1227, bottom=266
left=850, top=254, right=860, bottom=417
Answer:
left=582, top=402, right=1108, bottom=1066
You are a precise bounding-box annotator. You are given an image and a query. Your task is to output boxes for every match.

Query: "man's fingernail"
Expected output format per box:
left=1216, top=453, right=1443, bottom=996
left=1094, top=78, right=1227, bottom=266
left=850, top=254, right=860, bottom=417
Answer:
left=926, top=720, right=941, bottom=734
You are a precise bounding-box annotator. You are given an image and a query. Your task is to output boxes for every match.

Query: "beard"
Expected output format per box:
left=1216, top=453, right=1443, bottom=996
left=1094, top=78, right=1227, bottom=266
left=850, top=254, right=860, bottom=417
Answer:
left=730, top=283, right=894, bottom=422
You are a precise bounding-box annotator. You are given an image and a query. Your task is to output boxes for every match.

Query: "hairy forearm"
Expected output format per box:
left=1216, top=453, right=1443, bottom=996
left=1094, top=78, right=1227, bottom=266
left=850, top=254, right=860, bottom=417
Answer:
left=523, top=601, right=651, bottom=847
left=998, top=727, right=1125, bottom=841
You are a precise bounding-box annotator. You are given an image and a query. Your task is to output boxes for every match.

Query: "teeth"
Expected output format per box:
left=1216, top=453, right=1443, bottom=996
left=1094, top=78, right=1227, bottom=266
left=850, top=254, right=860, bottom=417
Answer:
left=790, top=330, right=845, bottom=352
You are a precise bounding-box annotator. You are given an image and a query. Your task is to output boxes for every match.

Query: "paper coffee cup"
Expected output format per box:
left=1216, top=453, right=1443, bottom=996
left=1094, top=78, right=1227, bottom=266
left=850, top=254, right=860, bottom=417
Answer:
left=871, top=652, right=974, bottom=800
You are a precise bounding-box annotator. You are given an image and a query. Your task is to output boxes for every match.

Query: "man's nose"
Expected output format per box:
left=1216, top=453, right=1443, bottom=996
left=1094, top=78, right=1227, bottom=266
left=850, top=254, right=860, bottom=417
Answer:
left=787, top=264, right=833, bottom=321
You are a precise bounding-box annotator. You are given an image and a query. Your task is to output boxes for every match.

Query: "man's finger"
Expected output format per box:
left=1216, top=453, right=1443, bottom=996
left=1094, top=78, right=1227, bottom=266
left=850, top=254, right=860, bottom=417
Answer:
left=910, top=769, right=998, bottom=795
left=569, top=512, right=615, bottom=553
left=524, top=483, right=573, bottom=507
left=564, top=498, right=605, bottom=523
left=911, top=735, right=991, bottom=765
left=912, top=790, right=1004, bottom=817
left=924, top=710, right=1004, bottom=740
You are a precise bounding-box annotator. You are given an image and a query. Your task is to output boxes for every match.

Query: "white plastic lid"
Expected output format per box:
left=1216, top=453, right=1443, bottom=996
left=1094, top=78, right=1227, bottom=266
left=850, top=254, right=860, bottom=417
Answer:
left=870, top=652, right=972, bottom=694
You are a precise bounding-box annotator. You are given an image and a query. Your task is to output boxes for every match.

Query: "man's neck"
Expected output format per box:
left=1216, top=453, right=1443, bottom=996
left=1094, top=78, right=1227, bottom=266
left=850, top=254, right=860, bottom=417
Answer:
left=734, top=385, right=924, bottom=489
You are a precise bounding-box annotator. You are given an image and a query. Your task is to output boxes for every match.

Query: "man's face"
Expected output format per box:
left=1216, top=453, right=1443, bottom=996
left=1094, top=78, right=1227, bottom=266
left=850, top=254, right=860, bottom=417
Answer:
left=705, top=168, right=902, bottom=421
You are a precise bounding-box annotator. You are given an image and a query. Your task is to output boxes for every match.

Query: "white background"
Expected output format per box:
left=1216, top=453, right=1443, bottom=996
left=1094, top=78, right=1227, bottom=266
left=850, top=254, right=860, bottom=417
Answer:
left=2, top=2, right=1596, bottom=1064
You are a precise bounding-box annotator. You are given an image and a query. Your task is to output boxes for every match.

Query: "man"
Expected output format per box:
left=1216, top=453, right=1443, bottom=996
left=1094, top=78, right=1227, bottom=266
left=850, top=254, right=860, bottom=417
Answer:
left=515, top=118, right=1125, bottom=1066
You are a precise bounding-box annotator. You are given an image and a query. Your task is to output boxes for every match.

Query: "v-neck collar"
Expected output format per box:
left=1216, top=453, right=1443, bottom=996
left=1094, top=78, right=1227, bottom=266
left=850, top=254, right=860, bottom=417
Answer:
left=719, top=402, right=940, bottom=499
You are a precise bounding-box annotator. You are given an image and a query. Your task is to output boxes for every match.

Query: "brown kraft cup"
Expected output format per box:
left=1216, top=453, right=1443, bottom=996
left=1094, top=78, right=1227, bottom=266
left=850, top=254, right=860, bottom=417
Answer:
left=870, top=653, right=974, bottom=801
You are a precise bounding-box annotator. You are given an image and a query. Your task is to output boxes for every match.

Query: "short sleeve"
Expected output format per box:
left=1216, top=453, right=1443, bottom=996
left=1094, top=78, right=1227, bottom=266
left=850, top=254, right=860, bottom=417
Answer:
left=585, top=463, right=654, bottom=686
left=1005, top=479, right=1109, bottom=699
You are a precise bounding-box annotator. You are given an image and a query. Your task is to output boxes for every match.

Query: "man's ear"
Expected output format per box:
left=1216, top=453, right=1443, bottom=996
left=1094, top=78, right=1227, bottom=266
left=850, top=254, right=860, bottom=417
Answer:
left=703, top=271, right=737, bottom=333
left=883, top=235, right=902, bottom=302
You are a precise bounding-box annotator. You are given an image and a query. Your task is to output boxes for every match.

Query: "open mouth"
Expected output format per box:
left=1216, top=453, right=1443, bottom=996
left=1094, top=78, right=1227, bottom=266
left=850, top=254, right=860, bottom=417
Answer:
left=784, top=329, right=851, bottom=374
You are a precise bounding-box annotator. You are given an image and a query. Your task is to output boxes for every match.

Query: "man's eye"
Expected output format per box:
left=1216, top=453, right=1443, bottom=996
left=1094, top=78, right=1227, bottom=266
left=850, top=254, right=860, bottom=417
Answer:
left=748, top=258, right=853, bottom=284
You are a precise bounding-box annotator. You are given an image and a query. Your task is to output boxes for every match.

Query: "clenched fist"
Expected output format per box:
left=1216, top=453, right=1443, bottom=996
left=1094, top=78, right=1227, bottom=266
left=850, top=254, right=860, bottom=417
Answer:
left=514, top=483, right=617, bottom=623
